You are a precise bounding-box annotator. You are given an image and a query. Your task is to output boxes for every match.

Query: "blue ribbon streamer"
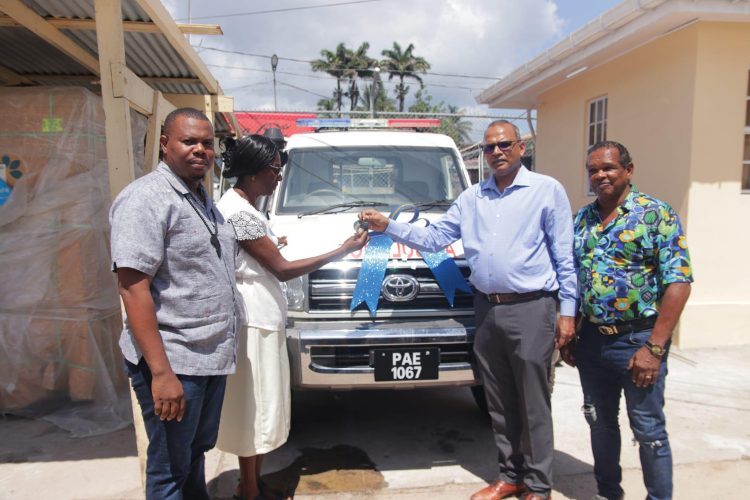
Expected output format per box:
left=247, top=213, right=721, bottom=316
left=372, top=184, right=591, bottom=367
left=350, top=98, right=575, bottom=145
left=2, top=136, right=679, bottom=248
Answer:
left=350, top=206, right=472, bottom=314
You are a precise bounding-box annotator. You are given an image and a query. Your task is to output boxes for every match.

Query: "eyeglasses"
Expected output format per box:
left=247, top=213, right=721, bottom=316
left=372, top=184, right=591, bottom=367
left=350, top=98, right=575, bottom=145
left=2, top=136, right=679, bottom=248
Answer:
left=267, top=164, right=283, bottom=176
left=482, top=141, right=518, bottom=154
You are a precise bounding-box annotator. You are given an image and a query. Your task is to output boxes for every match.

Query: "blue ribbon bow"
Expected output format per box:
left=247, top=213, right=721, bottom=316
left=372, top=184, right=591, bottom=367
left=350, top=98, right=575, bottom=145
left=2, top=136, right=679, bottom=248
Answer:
left=350, top=206, right=472, bottom=314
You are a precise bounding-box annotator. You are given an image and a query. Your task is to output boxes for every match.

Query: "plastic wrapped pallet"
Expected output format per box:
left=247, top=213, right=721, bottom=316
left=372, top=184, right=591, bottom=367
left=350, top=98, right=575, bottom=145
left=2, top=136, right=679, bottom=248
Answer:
left=0, top=87, right=147, bottom=436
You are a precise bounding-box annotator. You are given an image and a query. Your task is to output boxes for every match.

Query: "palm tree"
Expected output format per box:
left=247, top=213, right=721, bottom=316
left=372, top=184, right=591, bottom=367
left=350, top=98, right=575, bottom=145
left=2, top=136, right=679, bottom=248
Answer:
left=360, top=82, right=396, bottom=113
left=380, top=42, right=431, bottom=112
left=317, top=97, right=336, bottom=111
left=311, top=43, right=349, bottom=112
left=345, top=42, right=376, bottom=111
left=439, top=105, right=473, bottom=145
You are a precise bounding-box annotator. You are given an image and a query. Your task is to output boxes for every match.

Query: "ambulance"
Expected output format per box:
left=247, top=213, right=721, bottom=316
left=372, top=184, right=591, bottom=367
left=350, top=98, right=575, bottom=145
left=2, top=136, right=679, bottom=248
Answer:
left=263, top=118, right=484, bottom=407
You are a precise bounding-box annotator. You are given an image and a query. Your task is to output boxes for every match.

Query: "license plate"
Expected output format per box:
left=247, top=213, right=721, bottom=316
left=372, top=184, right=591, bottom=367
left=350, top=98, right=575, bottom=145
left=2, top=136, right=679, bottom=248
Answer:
left=373, top=347, right=439, bottom=382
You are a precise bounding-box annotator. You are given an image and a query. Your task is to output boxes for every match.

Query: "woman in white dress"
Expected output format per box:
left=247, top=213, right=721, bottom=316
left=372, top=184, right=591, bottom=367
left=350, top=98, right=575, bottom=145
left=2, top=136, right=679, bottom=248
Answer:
left=215, top=134, right=367, bottom=500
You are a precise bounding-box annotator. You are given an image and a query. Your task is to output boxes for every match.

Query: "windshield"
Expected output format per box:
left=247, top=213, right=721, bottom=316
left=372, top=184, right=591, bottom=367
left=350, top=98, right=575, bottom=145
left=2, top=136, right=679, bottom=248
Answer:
left=275, top=146, right=467, bottom=215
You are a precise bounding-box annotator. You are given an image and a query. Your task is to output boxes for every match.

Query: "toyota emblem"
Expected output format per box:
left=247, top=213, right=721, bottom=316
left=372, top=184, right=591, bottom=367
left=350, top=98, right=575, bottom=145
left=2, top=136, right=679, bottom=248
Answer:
left=381, top=274, right=420, bottom=302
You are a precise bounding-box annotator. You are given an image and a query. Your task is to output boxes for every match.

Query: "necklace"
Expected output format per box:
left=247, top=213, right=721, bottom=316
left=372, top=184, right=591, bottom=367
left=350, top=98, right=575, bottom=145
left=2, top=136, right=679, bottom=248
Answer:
left=185, top=193, right=222, bottom=259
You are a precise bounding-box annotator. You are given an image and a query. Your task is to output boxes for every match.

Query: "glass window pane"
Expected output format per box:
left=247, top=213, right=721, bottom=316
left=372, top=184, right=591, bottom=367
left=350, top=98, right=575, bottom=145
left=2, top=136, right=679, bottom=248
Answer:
left=597, top=123, right=604, bottom=142
left=603, top=122, right=607, bottom=141
left=603, top=98, right=608, bottom=119
left=746, top=100, right=750, bottom=127
left=596, top=100, right=603, bottom=121
left=747, top=70, right=750, bottom=96
left=743, top=163, right=750, bottom=192
left=744, top=135, right=750, bottom=161
left=589, top=102, right=595, bottom=123
left=589, top=125, right=595, bottom=146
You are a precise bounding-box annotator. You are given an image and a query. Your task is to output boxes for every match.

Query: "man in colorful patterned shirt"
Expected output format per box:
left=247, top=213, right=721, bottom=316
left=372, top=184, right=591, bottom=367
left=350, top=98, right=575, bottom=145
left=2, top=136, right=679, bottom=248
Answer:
left=561, top=141, right=692, bottom=500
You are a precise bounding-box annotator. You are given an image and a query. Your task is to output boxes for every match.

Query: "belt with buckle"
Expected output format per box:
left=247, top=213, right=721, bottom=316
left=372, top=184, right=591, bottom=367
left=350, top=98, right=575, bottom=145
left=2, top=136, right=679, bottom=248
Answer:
left=593, top=316, right=658, bottom=336
left=484, top=290, right=553, bottom=305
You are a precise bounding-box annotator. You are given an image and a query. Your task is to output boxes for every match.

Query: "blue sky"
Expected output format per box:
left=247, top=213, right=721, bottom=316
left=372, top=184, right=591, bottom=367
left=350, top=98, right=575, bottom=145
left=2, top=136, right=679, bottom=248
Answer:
left=165, top=0, right=622, bottom=118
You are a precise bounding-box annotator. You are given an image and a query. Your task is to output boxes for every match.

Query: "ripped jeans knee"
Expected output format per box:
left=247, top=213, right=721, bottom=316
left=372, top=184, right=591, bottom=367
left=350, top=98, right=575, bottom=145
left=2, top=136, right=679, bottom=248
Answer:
left=582, top=403, right=597, bottom=424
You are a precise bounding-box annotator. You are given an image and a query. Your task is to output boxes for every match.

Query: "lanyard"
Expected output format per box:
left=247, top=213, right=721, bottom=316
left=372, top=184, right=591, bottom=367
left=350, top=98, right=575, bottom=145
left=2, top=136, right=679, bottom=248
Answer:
left=184, top=193, right=222, bottom=259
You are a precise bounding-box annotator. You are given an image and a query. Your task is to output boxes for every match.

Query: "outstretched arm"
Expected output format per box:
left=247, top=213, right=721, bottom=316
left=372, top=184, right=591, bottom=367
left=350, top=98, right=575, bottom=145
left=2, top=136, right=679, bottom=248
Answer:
left=242, top=231, right=368, bottom=282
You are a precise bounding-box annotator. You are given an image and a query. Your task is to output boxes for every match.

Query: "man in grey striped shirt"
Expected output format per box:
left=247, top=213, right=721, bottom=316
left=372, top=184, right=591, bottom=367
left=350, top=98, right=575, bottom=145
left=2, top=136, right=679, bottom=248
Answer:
left=110, top=107, right=241, bottom=499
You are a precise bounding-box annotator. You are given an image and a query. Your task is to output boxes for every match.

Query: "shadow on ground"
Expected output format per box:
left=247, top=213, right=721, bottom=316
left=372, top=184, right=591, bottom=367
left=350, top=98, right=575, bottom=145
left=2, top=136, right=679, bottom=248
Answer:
left=208, top=387, right=594, bottom=498
left=0, top=414, right=137, bottom=463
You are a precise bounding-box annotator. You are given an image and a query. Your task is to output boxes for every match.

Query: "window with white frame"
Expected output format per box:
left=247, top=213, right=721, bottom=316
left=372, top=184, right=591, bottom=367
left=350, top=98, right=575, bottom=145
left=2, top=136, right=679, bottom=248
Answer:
left=743, top=70, right=750, bottom=193
left=586, top=96, right=608, bottom=195
left=588, top=96, right=608, bottom=148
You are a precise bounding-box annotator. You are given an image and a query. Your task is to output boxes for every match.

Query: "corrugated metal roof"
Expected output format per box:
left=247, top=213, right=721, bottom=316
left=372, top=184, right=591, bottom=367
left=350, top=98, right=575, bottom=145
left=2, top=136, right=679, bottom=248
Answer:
left=0, top=0, right=232, bottom=133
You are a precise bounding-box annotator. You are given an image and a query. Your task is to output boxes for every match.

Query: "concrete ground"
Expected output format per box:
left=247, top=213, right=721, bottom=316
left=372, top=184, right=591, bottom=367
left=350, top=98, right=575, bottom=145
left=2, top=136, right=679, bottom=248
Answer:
left=1, top=345, right=749, bottom=500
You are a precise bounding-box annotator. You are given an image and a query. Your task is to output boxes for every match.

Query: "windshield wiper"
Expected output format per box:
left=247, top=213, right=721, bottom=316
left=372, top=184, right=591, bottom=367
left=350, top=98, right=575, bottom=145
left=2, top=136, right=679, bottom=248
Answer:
left=410, top=199, right=454, bottom=209
left=298, top=201, right=388, bottom=218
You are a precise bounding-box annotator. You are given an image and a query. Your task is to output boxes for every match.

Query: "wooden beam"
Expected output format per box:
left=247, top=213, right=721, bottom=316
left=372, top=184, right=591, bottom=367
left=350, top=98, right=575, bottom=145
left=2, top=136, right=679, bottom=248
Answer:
left=0, top=64, right=32, bottom=85
left=112, top=63, right=156, bottom=116
left=16, top=73, right=202, bottom=87
left=0, top=15, right=223, bottom=35
left=226, top=111, right=241, bottom=137
left=211, top=94, right=234, bottom=113
left=133, top=0, right=218, bottom=94
left=143, top=91, right=175, bottom=173
left=95, top=0, right=135, bottom=198
left=0, top=0, right=100, bottom=75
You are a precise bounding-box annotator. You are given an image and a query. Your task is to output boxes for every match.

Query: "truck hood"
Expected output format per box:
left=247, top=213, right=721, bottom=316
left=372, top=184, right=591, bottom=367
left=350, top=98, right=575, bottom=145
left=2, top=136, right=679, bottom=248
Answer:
left=269, top=212, right=465, bottom=261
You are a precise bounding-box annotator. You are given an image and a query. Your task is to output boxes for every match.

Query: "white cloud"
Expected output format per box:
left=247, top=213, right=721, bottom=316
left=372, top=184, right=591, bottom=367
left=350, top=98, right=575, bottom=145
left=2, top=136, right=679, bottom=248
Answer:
left=166, top=0, right=564, bottom=114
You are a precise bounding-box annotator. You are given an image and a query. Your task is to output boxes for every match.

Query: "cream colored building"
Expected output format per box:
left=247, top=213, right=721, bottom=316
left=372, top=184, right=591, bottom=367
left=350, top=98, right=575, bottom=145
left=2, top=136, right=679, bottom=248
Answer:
left=479, top=0, right=750, bottom=348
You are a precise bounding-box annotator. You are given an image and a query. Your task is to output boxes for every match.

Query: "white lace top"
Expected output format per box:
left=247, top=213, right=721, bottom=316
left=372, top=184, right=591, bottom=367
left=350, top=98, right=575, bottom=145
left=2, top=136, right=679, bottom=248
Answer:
left=217, top=188, right=287, bottom=330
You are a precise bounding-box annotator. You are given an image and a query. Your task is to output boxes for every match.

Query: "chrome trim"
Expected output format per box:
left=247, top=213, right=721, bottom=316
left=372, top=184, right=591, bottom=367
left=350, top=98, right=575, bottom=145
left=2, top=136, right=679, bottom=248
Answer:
left=381, top=274, right=420, bottom=302
left=286, top=318, right=478, bottom=389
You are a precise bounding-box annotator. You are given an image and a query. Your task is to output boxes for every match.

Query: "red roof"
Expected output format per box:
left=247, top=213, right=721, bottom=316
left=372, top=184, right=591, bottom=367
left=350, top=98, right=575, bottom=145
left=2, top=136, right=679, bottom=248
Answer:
left=235, top=112, right=317, bottom=137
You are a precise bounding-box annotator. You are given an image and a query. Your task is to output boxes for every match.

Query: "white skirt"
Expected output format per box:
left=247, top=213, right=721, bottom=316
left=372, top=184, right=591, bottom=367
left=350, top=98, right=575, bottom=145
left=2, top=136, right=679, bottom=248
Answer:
left=216, top=325, right=291, bottom=456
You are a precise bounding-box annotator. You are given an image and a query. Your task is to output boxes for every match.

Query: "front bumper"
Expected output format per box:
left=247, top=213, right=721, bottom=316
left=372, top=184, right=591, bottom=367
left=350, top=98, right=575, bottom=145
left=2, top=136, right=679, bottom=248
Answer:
left=286, top=317, right=478, bottom=390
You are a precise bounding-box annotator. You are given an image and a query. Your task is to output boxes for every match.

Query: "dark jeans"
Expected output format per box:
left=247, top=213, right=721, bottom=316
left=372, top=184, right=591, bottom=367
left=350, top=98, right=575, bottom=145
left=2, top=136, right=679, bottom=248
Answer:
left=575, top=323, right=672, bottom=500
left=126, top=359, right=227, bottom=500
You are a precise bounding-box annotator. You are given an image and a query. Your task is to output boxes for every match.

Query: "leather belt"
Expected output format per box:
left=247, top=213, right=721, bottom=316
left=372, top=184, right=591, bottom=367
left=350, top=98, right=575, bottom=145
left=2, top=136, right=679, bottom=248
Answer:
left=593, top=316, right=658, bottom=336
left=484, top=290, right=553, bottom=305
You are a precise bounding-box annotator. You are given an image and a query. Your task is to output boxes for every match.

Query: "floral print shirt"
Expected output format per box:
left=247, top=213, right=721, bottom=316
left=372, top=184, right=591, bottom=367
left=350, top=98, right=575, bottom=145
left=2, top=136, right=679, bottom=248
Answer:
left=573, top=187, right=693, bottom=324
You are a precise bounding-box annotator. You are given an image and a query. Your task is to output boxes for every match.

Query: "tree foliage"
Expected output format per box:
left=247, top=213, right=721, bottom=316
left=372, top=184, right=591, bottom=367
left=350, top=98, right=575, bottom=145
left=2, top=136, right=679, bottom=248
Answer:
left=409, top=90, right=473, bottom=145
left=311, top=42, right=376, bottom=112
left=380, top=42, right=430, bottom=112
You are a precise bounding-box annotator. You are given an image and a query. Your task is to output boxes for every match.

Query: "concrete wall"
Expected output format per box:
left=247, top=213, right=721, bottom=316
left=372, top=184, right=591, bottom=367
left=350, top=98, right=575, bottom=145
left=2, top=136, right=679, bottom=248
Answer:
left=534, top=21, right=750, bottom=347
left=680, top=22, right=750, bottom=347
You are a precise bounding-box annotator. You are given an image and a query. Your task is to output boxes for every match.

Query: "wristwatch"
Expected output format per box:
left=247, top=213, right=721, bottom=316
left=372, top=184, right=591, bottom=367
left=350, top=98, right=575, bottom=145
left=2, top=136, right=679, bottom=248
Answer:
left=644, top=340, right=665, bottom=359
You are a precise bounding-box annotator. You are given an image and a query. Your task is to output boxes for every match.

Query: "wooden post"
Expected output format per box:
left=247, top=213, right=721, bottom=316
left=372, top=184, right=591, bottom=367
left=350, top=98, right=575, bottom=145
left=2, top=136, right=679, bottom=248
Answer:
left=94, top=0, right=146, bottom=488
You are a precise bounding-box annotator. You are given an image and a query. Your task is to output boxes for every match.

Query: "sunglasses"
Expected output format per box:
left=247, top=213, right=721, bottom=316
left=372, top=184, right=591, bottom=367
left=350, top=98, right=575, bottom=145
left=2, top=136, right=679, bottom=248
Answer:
left=267, top=164, right=283, bottom=176
left=482, top=141, right=519, bottom=154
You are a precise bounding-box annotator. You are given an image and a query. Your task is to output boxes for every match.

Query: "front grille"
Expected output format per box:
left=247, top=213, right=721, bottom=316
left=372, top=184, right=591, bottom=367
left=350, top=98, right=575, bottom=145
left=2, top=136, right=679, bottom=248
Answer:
left=310, top=342, right=475, bottom=369
left=308, top=265, right=474, bottom=312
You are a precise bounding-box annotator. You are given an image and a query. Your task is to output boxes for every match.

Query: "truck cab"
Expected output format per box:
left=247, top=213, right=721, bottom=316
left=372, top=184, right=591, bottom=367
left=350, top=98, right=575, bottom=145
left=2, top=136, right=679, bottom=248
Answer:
left=265, top=120, right=480, bottom=396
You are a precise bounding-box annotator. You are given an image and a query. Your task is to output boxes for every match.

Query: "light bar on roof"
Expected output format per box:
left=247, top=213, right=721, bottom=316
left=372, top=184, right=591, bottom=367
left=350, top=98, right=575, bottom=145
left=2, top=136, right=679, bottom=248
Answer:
left=295, top=117, right=441, bottom=130
left=388, top=119, right=440, bottom=128
left=350, top=118, right=388, bottom=128
left=296, top=118, right=351, bottom=128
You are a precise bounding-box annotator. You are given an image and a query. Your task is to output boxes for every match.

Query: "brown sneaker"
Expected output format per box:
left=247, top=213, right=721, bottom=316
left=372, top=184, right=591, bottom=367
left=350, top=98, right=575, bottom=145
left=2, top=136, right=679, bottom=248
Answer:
left=470, top=480, right=527, bottom=500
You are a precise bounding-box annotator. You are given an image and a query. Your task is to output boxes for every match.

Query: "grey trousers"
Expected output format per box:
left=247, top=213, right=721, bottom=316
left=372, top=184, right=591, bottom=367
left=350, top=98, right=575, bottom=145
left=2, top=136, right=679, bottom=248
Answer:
left=473, top=293, right=557, bottom=495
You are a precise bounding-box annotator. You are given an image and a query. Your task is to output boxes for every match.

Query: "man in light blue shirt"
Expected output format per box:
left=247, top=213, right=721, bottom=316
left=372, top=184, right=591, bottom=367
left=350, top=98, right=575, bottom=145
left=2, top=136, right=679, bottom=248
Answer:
left=361, top=120, right=576, bottom=500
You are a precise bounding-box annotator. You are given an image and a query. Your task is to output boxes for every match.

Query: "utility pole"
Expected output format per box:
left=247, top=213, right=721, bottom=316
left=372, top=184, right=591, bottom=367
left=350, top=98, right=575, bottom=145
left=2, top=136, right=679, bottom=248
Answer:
left=370, top=64, right=380, bottom=118
left=271, top=54, right=278, bottom=111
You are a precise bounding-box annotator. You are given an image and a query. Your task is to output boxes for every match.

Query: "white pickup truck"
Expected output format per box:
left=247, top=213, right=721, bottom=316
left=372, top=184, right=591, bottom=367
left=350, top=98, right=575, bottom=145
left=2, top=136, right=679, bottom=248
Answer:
left=262, top=119, right=484, bottom=408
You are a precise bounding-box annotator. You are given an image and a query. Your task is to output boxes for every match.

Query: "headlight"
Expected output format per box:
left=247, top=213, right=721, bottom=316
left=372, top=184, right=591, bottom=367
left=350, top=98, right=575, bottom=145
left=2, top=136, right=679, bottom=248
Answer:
left=285, top=276, right=306, bottom=311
